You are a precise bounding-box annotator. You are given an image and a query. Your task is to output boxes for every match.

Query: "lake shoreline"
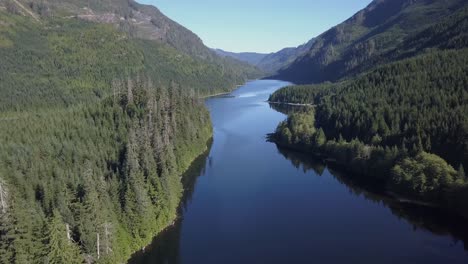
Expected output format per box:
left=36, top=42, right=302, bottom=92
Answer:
left=200, top=79, right=259, bottom=99
left=126, top=137, right=213, bottom=263
left=268, top=137, right=468, bottom=220
left=267, top=101, right=314, bottom=106
left=129, top=80, right=468, bottom=264
left=200, top=92, right=231, bottom=99
left=127, top=80, right=250, bottom=262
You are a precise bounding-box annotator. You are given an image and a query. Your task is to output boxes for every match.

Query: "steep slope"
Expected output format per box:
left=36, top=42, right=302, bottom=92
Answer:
left=274, top=0, right=468, bottom=84
left=8, top=0, right=261, bottom=80
left=14, top=0, right=215, bottom=58
left=257, top=38, right=315, bottom=74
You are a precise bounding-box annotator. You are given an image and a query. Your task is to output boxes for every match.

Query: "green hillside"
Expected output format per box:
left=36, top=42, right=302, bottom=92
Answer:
left=269, top=0, right=468, bottom=218
left=273, top=0, right=468, bottom=83
left=257, top=38, right=315, bottom=74
left=0, top=4, right=254, bottom=263
left=0, top=12, right=258, bottom=112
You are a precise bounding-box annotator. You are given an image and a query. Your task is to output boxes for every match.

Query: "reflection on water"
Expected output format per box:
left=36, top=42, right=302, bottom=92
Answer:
left=129, top=137, right=468, bottom=264
left=180, top=139, right=213, bottom=210
left=275, top=146, right=326, bottom=176
left=276, top=146, right=468, bottom=251
left=271, top=100, right=468, bottom=251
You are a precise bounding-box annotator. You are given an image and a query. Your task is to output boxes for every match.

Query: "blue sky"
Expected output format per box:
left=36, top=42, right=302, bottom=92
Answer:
left=137, top=0, right=373, bottom=53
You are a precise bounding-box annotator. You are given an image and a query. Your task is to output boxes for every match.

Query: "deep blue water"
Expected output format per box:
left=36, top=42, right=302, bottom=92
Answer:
left=129, top=80, right=468, bottom=264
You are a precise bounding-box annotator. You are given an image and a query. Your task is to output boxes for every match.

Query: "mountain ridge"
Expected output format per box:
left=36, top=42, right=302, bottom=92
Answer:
left=273, top=0, right=468, bottom=83
left=212, top=38, right=316, bottom=74
left=268, top=0, right=468, bottom=221
left=4, top=0, right=262, bottom=77
left=213, top=48, right=267, bottom=66
left=257, top=38, right=316, bottom=74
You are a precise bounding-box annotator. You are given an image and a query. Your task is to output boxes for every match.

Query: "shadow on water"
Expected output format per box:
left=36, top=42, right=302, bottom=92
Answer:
left=275, top=145, right=468, bottom=251
left=268, top=102, right=312, bottom=116
left=128, top=139, right=213, bottom=264
left=269, top=102, right=468, bottom=250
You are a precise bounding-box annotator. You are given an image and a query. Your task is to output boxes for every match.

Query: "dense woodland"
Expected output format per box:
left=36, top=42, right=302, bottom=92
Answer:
left=0, top=6, right=258, bottom=263
left=0, top=77, right=212, bottom=263
left=269, top=0, right=468, bottom=218
left=271, top=53, right=468, bottom=214
left=2, top=0, right=468, bottom=261
left=271, top=49, right=468, bottom=169
left=0, top=12, right=257, bottom=112
left=270, top=106, right=468, bottom=219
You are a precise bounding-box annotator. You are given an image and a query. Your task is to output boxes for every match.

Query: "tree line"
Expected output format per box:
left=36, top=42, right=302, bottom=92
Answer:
left=0, top=75, right=212, bottom=263
left=269, top=48, right=468, bottom=218
left=0, top=9, right=247, bottom=264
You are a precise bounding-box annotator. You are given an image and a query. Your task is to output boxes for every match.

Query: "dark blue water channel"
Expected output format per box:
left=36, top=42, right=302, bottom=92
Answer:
left=129, top=80, right=468, bottom=264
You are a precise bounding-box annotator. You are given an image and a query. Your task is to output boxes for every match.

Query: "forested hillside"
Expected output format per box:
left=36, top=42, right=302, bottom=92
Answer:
left=5, top=0, right=261, bottom=80
left=0, top=11, right=258, bottom=112
left=0, top=77, right=212, bottom=263
left=0, top=1, right=255, bottom=263
left=269, top=0, right=468, bottom=218
left=271, top=49, right=468, bottom=172
left=273, top=0, right=468, bottom=83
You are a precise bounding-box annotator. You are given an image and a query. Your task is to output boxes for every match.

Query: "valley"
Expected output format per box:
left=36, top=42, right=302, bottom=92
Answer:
left=0, top=0, right=467, bottom=263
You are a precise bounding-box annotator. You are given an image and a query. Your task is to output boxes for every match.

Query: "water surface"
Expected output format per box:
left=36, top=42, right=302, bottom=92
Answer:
left=129, top=80, right=468, bottom=264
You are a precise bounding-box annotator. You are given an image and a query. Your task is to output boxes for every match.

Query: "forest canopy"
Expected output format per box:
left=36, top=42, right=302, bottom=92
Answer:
left=0, top=8, right=256, bottom=263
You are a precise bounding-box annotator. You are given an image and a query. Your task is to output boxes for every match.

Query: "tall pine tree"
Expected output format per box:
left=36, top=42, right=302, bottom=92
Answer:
left=45, top=210, right=83, bottom=264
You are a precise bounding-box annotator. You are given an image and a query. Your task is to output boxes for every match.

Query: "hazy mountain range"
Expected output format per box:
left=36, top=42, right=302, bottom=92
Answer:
left=213, top=38, right=315, bottom=74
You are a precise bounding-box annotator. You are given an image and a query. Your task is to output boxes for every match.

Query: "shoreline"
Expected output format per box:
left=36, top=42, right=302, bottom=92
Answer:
left=267, top=101, right=314, bottom=106
left=126, top=137, right=213, bottom=263
left=200, top=91, right=232, bottom=99
left=200, top=78, right=267, bottom=99
left=269, top=138, right=468, bottom=220
left=200, top=80, right=254, bottom=99
left=127, top=79, right=258, bottom=262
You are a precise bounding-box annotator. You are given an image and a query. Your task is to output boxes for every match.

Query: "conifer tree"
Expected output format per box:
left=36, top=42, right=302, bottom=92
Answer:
left=46, top=210, right=83, bottom=264
left=0, top=210, right=14, bottom=263
left=459, top=164, right=466, bottom=180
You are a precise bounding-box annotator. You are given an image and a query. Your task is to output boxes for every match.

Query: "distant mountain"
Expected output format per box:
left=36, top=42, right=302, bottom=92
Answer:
left=213, top=49, right=267, bottom=65
left=273, top=0, right=468, bottom=84
left=212, top=38, right=316, bottom=74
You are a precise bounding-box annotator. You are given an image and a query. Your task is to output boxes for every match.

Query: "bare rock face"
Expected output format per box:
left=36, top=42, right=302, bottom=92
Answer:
left=5, top=0, right=214, bottom=60
left=76, top=8, right=120, bottom=23
left=73, top=5, right=165, bottom=40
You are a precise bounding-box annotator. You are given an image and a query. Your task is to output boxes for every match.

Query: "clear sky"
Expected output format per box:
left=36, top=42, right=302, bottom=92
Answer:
left=136, top=0, right=373, bottom=53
